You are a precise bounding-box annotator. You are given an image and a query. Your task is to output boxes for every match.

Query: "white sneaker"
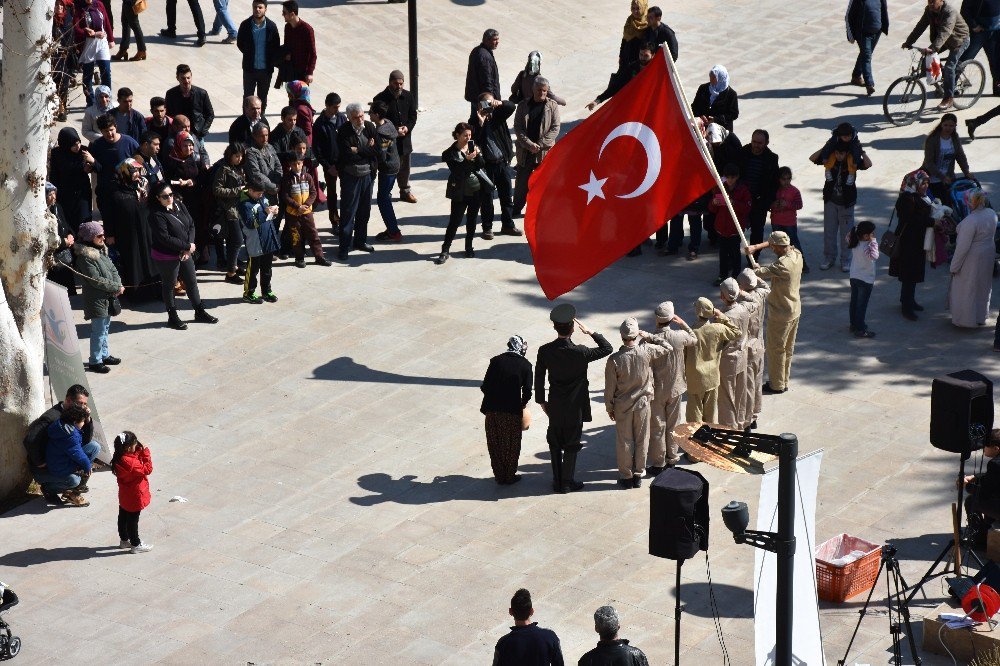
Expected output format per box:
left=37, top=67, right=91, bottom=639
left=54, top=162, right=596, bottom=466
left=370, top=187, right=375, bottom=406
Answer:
left=131, top=543, right=153, bottom=554
left=820, top=261, right=833, bottom=271
left=841, top=264, right=850, bottom=273
left=119, top=539, right=131, bottom=549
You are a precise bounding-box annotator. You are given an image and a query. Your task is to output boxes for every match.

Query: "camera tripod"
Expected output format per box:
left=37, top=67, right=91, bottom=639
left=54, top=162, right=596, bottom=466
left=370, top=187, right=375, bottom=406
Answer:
left=838, top=544, right=921, bottom=666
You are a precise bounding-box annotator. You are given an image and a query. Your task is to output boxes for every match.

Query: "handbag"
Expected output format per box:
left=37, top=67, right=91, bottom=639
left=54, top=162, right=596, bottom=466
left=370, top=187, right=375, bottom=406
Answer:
left=879, top=209, right=901, bottom=258
left=108, top=296, right=122, bottom=316
left=133, top=0, right=147, bottom=14
left=475, top=168, right=495, bottom=193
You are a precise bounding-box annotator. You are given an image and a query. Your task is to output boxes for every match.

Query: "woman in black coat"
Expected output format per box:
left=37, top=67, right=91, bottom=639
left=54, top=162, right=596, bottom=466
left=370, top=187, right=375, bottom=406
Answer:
left=691, top=65, right=739, bottom=133
left=106, top=158, right=157, bottom=297
left=435, top=122, right=488, bottom=265
left=163, top=131, right=210, bottom=263
left=149, top=180, right=218, bottom=330
left=888, top=170, right=936, bottom=321
left=48, top=127, right=95, bottom=232
left=480, top=335, right=533, bottom=485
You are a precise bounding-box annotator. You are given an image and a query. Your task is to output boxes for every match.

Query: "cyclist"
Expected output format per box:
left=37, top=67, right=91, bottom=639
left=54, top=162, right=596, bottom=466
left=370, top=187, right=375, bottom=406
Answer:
left=902, top=0, right=971, bottom=111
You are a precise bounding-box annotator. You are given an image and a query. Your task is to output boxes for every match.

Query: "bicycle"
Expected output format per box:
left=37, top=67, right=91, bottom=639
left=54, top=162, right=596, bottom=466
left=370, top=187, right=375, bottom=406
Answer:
left=882, top=47, right=986, bottom=126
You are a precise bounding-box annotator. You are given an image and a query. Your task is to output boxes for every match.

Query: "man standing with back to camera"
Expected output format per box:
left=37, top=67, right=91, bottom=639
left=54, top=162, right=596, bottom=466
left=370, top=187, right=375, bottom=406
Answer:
left=536, top=304, right=613, bottom=494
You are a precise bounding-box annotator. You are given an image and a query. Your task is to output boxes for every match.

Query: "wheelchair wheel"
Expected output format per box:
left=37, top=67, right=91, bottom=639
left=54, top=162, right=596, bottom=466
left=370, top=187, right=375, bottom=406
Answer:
left=952, top=59, right=986, bottom=110
left=883, top=76, right=926, bottom=126
left=6, top=635, right=19, bottom=657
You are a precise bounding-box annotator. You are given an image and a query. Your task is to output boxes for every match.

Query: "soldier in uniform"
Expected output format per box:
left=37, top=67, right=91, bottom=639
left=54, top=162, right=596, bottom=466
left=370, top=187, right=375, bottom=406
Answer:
left=604, top=318, right=672, bottom=489
left=717, top=278, right=756, bottom=430
left=647, top=301, right=696, bottom=476
left=684, top=297, right=741, bottom=424
left=745, top=230, right=803, bottom=394
left=535, top=303, right=613, bottom=493
left=738, top=268, right=769, bottom=429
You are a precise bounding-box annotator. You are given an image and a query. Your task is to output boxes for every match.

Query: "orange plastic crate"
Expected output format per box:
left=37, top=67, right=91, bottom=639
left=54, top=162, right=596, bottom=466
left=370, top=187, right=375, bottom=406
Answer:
left=815, top=534, right=882, bottom=603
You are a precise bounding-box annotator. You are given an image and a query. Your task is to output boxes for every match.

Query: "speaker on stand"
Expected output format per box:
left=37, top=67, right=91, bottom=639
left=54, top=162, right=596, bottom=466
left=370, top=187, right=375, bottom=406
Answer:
left=649, top=467, right=710, bottom=665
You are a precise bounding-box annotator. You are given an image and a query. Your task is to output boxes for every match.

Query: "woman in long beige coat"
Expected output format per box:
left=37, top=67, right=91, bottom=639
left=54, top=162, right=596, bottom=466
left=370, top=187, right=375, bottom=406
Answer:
left=949, top=189, right=997, bottom=328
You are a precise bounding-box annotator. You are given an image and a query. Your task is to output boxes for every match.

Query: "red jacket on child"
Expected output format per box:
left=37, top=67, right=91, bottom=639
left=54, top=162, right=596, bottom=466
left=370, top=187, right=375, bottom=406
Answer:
left=708, top=181, right=752, bottom=238
left=116, top=446, right=152, bottom=512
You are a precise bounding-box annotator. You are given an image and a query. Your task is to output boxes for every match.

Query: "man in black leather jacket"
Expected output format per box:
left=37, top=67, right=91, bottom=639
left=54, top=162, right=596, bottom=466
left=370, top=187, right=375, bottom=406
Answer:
left=471, top=93, right=521, bottom=238
left=578, top=606, right=649, bottom=666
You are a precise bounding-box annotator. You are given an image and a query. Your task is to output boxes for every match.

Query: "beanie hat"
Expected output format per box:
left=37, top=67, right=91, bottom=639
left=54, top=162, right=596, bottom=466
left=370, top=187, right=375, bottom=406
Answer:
left=77, top=221, right=104, bottom=242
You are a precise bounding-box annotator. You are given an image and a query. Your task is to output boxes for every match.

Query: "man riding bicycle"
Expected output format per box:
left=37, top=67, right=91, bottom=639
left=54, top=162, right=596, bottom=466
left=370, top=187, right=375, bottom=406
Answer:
left=903, top=0, right=971, bottom=111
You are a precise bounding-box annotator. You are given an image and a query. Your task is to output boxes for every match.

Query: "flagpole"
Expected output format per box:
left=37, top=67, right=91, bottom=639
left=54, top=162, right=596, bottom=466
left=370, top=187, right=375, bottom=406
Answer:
left=662, top=49, right=759, bottom=269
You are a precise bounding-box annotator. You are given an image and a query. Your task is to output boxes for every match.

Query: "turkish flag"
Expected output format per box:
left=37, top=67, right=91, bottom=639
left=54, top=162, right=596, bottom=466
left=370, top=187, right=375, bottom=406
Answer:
left=524, top=50, right=717, bottom=299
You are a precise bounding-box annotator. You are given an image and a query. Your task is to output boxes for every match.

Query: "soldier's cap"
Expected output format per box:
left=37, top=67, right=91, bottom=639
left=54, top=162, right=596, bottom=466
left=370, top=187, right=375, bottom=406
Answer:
left=720, top=278, right=739, bottom=300
left=654, top=301, right=674, bottom=323
left=550, top=303, right=576, bottom=324
left=620, top=317, right=639, bottom=339
left=768, top=230, right=791, bottom=246
left=695, top=297, right=714, bottom=318
left=737, top=268, right=758, bottom=290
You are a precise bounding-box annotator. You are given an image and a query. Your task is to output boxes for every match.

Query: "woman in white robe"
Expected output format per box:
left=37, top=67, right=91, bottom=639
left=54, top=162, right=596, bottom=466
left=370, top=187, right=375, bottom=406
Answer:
left=949, top=189, right=997, bottom=327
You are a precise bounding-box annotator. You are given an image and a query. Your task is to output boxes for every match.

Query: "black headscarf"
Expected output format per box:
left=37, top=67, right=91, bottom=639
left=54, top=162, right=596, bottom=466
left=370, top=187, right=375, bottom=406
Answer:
left=57, top=127, right=82, bottom=150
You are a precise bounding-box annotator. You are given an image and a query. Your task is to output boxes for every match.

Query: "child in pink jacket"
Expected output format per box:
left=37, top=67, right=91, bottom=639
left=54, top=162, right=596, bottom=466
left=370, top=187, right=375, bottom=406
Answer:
left=770, top=166, right=808, bottom=272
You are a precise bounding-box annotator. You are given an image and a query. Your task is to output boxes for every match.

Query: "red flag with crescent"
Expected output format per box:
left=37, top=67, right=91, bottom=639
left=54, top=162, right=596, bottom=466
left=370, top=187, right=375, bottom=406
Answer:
left=524, top=50, right=717, bottom=299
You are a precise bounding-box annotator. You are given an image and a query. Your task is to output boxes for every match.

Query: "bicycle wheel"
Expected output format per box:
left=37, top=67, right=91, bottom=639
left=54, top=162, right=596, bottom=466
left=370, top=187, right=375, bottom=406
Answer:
left=883, top=76, right=927, bottom=126
left=952, top=59, right=986, bottom=110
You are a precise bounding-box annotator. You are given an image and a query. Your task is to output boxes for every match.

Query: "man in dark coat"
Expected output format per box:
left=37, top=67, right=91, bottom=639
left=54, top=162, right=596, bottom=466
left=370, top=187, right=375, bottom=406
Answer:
left=164, top=64, right=215, bottom=139
left=336, top=102, right=378, bottom=261
left=737, top=129, right=780, bottom=259
left=237, top=0, right=281, bottom=113
left=228, top=95, right=270, bottom=146
left=313, top=92, right=348, bottom=229
left=647, top=6, right=679, bottom=61
left=535, top=304, right=613, bottom=493
left=846, top=0, right=889, bottom=95
left=22, top=385, right=100, bottom=505
left=493, top=589, right=564, bottom=666
left=465, top=29, right=501, bottom=115
left=578, top=606, right=650, bottom=666
left=471, top=93, right=520, bottom=237
left=373, top=70, right=419, bottom=204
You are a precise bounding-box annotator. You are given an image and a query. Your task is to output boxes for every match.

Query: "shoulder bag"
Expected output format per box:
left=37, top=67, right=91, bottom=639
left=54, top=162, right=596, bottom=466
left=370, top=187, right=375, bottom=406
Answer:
left=879, top=208, right=901, bottom=258
left=133, top=0, right=148, bottom=14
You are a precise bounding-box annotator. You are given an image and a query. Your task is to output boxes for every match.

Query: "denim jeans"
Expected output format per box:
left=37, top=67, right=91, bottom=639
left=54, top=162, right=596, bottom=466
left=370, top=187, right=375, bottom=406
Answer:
left=81, top=60, right=111, bottom=104
left=942, top=38, right=971, bottom=98
left=852, top=32, right=881, bottom=87
left=377, top=173, right=400, bottom=234
left=211, top=0, right=237, bottom=37
left=965, top=17, right=1000, bottom=86
left=32, top=441, right=100, bottom=494
left=89, top=316, right=111, bottom=364
left=849, top=278, right=874, bottom=332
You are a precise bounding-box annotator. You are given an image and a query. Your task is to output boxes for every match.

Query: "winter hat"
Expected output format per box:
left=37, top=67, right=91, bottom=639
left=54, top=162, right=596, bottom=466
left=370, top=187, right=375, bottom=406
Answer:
left=78, top=221, right=104, bottom=242
left=720, top=278, right=739, bottom=301
left=737, top=268, right=758, bottom=290
left=695, top=297, right=714, bottom=319
left=654, top=301, right=674, bottom=323
left=45, top=182, right=57, bottom=195
left=620, top=317, right=639, bottom=339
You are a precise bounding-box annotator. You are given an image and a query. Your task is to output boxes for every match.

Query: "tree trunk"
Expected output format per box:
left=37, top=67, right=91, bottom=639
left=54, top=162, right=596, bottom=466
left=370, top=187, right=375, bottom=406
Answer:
left=0, top=0, right=60, bottom=503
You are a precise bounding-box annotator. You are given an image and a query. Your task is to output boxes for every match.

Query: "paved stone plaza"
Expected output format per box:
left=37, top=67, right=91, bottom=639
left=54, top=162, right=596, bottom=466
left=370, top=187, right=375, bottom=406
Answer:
left=3, top=0, right=1000, bottom=662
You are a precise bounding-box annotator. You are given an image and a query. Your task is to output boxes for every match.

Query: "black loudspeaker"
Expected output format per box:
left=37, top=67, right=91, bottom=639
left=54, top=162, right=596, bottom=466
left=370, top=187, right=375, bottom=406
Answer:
left=931, top=369, right=994, bottom=459
left=649, top=467, right=709, bottom=561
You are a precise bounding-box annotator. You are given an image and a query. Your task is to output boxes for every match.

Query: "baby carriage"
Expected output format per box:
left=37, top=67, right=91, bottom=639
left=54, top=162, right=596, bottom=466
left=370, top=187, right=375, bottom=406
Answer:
left=949, top=177, right=980, bottom=222
left=0, top=583, right=20, bottom=659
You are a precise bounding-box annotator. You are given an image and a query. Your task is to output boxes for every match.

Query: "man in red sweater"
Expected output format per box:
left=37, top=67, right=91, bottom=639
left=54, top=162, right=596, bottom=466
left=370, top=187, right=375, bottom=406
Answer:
left=279, top=1, right=316, bottom=85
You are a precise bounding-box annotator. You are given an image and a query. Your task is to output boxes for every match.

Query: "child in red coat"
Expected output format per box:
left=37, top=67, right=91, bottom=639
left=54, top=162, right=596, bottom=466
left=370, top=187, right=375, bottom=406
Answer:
left=112, top=432, right=153, bottom=553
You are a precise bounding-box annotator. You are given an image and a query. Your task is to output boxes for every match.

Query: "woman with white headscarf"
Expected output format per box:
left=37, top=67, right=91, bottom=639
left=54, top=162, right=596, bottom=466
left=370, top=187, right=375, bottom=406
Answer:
left=480, top=335, right=533, bottom=485
left=949, top=189, right=997, bottom=328
left=691, top=65, right=740, bottom=132
left=81, top=85, right=115, bottom=143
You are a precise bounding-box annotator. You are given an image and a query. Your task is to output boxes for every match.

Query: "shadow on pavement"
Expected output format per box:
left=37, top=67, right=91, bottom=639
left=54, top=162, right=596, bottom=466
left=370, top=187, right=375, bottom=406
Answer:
left=312, top=356, right=481, bottom=387
left=0, top=546, right=124, bottom=567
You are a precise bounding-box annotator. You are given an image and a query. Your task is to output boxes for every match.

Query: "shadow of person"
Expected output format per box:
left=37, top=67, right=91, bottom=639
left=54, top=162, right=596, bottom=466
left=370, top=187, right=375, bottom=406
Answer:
left=349, top=469, right=554, bottom=506
left=312, top=357, right=481, bottom=387
left=0, top=546, right=124, bottom=567
left=671, top=581, right=754, bottom=618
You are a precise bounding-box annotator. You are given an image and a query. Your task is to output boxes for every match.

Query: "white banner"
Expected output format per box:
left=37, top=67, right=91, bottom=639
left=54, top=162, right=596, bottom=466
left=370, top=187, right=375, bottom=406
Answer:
left=41, top=280, right=110, bottom=462
left=754, top=449, right=825, bottom=665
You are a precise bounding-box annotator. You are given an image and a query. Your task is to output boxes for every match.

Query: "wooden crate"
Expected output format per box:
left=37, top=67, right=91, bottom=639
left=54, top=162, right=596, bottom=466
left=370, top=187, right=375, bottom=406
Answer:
left=923, top=599, right=1000, bottom=663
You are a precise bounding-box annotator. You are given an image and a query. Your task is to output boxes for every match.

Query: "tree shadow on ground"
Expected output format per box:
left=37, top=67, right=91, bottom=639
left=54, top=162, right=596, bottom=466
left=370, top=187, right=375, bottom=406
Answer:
left=312, top=356, right=481, bottom=387
left=0, top=546, right=124, bottom=567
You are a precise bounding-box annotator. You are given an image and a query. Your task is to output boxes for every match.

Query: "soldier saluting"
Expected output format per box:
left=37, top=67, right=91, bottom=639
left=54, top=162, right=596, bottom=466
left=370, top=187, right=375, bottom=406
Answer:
left=536, top=304, right=613, bottom=494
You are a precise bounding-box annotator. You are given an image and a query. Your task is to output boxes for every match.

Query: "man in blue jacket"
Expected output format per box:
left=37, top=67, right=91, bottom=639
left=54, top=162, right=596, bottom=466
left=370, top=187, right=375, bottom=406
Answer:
left=44, top=403, right=94, bottom=506
left=493, top=589, right=564, bottom=666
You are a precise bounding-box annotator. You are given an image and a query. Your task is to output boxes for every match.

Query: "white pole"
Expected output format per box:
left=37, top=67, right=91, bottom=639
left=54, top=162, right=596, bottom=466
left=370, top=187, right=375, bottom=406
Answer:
left=663, top=49, right=759, bottom=269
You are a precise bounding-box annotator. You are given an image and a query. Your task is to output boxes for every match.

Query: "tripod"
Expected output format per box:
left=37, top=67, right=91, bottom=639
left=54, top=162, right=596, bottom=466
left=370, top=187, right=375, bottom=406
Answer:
left=838, top=544, right=922, bottom=666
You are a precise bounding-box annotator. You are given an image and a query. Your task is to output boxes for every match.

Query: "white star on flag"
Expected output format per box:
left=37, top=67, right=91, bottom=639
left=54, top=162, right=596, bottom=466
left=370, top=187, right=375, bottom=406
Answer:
left=578, top=171, right=608, bottom=205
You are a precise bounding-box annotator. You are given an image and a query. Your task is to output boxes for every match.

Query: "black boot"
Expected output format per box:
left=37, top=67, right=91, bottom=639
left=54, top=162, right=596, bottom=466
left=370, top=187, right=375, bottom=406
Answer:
left=167, top=308, right=187, bottom=330
left=434, top=246, right=450, bottom=265
left=967, top=119, right=980, bottom=140
left=193, top=306, right=219, bottom=324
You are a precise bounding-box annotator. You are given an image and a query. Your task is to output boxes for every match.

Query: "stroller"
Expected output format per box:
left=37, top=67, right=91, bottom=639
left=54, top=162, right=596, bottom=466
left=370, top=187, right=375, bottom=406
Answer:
left=0, top=583, right=20, bottom=659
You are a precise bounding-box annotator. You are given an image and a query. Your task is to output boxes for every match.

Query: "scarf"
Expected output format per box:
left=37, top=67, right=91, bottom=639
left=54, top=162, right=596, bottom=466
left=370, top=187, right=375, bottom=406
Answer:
left=622, top=0, right=649, bottom=41
left=116, top=157, right=148, bottom=198
left=76, top=0, right=104, bottom=33
left=506, top=335, right=528, bottom=357
left=92, top=85, right=113, bottom=113
left=708, top=65, right=730, bottom=104
left=57, top=126, right=82, bottom=150
left=170, top=131, right=194, bottom=160
left=525, top=51, right=542, bottom=77
left=900, top=169, right=930, bottom=194
left=286, top=80, right=311, bottom=104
